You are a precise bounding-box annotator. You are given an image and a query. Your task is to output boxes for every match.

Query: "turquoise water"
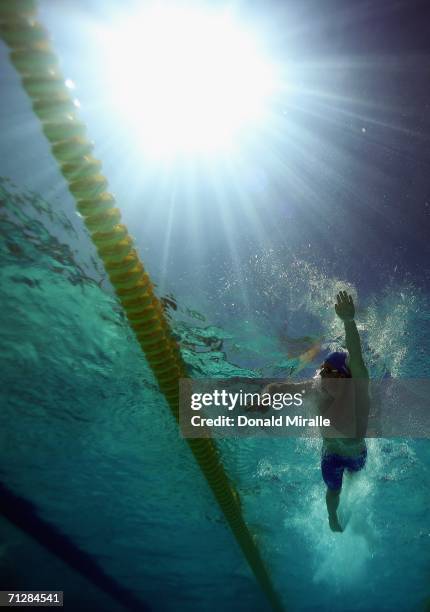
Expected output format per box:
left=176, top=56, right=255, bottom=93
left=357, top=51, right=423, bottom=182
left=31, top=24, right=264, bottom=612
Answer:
left=1, top=177, right=429, bottom=611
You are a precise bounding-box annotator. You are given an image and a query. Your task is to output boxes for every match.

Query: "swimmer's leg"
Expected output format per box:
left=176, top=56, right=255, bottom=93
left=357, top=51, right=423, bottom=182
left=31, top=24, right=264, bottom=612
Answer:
left=321, top=453, right=344, bottom=533
left=326, top=488, right=343, bottom=532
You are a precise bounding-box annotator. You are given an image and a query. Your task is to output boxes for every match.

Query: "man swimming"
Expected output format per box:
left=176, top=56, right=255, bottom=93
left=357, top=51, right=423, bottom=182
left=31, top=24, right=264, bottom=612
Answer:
left=252, top=291, right=369, bottom=532
left=317, top=291, right=369, bottom=532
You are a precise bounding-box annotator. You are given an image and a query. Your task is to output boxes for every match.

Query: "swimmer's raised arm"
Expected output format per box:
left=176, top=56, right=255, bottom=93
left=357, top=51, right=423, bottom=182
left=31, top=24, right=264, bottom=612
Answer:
left=335, top=291, right=369, bottom=379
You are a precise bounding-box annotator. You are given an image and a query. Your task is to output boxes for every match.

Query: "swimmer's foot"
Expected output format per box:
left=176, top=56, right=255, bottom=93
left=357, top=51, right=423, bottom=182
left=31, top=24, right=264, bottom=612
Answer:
left=328, top=513, right=343, bottom=533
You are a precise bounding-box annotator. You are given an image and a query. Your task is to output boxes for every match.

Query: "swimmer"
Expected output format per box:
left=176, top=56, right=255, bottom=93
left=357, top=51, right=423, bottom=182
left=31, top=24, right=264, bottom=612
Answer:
left=258, top=292, right=369, bottom=533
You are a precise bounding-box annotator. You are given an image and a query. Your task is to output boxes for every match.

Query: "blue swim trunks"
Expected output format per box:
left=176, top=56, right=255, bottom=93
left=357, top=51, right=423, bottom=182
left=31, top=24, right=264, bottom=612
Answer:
left=321, top=448, right=367, bottom=490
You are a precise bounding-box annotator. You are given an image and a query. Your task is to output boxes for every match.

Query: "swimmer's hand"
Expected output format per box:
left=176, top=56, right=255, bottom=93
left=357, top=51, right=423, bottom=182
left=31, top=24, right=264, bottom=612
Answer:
left=245, top=384, right=274, bottom=413
left=335, top=291, right=355, bottom=322
left=245, top=400, right=270, bottom=414
left=246, top=383, right=280, bottom=413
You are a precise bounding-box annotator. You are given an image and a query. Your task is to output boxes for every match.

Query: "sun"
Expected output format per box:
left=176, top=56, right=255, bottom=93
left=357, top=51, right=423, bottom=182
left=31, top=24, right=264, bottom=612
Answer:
left=101, top=4, right=279, bottom=159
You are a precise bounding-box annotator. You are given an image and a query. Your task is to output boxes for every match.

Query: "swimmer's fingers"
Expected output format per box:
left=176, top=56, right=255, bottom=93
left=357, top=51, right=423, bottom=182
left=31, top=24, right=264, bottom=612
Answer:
left=342, top=290, right=353, bottom=305
left=336, top=292, right=345, bottom=308
left=344, top=291, right=355, bottom=312
left=337, top=290, right=349, bottom=305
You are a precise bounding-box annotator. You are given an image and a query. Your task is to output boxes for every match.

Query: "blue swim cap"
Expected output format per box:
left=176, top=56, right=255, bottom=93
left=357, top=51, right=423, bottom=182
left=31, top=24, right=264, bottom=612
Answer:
left=325, top=351, right=350, bottom=376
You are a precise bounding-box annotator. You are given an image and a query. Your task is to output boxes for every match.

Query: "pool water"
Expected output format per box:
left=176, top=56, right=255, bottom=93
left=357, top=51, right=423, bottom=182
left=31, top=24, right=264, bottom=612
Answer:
left=1, top=178, right=429, bottom=611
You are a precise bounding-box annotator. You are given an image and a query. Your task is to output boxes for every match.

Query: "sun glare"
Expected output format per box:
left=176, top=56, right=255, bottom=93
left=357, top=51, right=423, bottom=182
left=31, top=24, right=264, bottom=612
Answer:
left=101, top=5, right=279, bottom=158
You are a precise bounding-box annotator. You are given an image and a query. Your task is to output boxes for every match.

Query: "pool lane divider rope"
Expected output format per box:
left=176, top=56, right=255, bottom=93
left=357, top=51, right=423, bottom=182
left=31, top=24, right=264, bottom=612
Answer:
left=0, top=2, right=284, bottom=611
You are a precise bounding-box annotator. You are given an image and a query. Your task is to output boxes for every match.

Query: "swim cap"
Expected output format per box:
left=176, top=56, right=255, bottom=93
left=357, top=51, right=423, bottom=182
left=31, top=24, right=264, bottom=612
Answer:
left=325, top=351, right=351, bottom=376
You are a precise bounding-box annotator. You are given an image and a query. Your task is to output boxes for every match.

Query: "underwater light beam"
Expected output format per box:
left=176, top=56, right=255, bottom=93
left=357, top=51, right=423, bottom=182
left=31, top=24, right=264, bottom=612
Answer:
left=101, top=5, right=279, bottom=158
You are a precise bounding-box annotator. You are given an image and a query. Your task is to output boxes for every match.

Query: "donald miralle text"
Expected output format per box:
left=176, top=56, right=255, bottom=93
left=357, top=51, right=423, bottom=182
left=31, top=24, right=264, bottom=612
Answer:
left=178, top=380, right=361, bottom=438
